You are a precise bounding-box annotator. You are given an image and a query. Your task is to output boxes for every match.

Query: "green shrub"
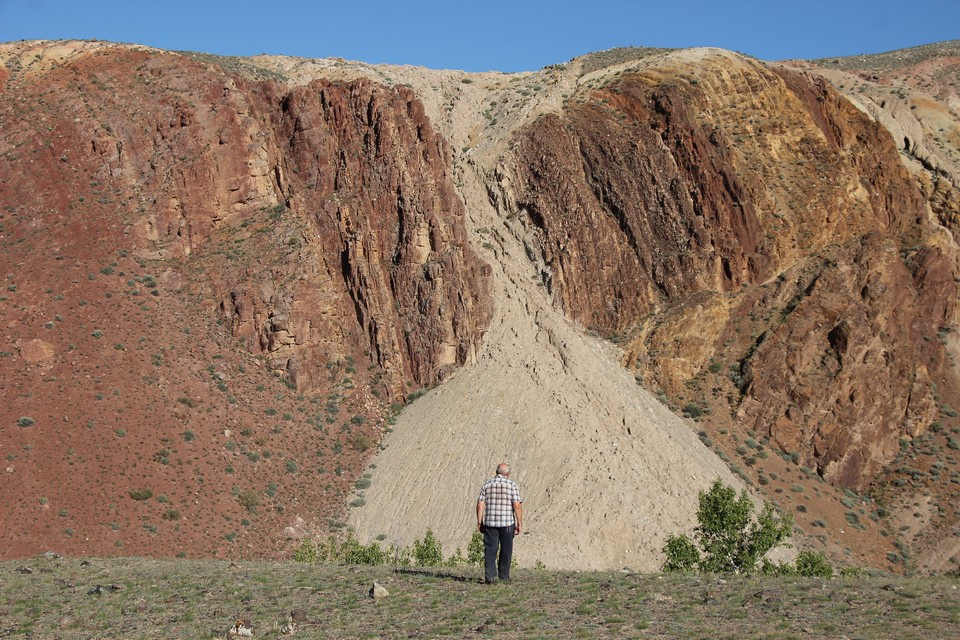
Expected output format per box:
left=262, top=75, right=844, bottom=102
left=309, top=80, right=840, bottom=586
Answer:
left=294, top=529, right=473, bottom=568
left=795, top=550, right=833, bottom=577
left=446, top=547, right=466, bottom=566
left=292, top=538, right=321, bottom=563
left=17, top=416, right=35, bottom=427
left=129, top=488, right=153, bottom=501
left=683, top=403, right=704, bottom=418
left=466, top=531, right=484, bottom=567
left=412, top=529, right=444, bottom=566
left=662, top=479, right=793, bottom=575
left=662, top=534, right=700, bottom=572
left=340, top=533, right=388, bottom=565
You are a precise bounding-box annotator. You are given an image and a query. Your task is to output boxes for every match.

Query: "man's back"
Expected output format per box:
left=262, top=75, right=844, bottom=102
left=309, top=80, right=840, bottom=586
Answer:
left=478, top=475, right=521, bottom=527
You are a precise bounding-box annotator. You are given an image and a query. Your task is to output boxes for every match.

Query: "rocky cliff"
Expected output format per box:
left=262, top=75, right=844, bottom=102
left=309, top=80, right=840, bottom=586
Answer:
left=494, top=49, right=958, bottom=491
left=0, top=41, right=489, bottom=558
left=2, top=40, right=959, bottom=572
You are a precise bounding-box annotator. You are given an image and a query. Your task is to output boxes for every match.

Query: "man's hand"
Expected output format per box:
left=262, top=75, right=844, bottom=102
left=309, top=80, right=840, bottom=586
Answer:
left=514, top=523, right=521, bottom=535
left=478, top=521, right=484, bottom=533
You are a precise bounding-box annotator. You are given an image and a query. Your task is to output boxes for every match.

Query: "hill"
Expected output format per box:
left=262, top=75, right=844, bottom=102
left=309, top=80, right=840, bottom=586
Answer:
left=1, top=39, right=959, bottom=574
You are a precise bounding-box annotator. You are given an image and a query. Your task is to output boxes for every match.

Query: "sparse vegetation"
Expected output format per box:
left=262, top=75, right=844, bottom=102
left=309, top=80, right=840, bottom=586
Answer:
left=129, top=488, right=153, bottom=501
left=4, top=555, right=957, bottom=639
left=237, top=489, right=261, bottom=514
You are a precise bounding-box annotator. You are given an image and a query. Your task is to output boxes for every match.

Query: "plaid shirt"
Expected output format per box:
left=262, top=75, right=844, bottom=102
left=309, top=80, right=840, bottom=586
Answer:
left=477, top=474, right=522, bottom=527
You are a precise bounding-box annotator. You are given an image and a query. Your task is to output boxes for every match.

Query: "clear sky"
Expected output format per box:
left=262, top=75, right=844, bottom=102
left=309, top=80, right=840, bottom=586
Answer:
left=0, top=0, right=957, bottom=72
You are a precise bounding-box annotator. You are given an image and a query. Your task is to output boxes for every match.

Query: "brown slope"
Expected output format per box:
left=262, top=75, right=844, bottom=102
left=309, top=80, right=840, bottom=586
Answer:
left=321, top=46, right=960, bottom=573
left=0, top=41, right=490, bottom=559
left=791, top=42, right=960, bottom=573
left=5, top=36, right=960, bottom=575
left=498, top=49, right=954, bottom=485
left=487, top=48, right=960, bottom=572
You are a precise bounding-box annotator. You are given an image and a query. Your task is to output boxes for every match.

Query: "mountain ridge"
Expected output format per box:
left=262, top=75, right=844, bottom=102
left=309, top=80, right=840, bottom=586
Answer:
left=1, top=38, right=959, bottom=573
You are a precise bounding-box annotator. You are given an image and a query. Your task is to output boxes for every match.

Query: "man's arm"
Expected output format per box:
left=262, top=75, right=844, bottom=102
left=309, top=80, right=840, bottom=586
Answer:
left=513, top=502, right=522, bottom=535
left=476, top=500, right=485, bottom=532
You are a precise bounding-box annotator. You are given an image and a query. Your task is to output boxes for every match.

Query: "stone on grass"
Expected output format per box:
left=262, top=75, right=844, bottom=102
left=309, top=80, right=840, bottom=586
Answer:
left=369, top=581, right=389, bottom=600
left=289, top=609, right=308, bottom=623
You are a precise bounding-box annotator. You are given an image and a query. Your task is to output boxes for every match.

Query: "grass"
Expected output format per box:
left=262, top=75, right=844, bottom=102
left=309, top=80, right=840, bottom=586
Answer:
left=0, top=557, right=958, bottom=638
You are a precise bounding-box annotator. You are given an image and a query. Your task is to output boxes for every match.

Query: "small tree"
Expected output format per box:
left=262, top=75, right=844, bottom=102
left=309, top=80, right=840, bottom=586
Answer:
left=412, top=529, right=444, bottom=566
left=466, top=531, right=484, bottom=567
left=663, top=479, right=793, bottom=574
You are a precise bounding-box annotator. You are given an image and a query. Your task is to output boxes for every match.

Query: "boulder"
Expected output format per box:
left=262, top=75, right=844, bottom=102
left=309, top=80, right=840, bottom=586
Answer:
left=16, top=339, right=55, bottom=364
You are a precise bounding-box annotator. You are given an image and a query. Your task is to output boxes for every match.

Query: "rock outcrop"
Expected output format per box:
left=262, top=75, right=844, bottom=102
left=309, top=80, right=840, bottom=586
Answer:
left=3, top=39, right=960, bottom=572
left=0, top=42, right=491, bottom=400
left=0, top=41, right=490, bottom=559
left=494, top=49, right=959, bottom=489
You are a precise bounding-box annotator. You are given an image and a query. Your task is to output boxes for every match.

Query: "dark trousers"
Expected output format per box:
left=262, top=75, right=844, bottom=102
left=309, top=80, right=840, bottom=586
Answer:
left=482, top=524, right=515, bottom=582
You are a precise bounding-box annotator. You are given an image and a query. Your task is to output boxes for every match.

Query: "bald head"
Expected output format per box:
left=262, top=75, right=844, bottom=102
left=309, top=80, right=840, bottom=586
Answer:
left=496, top=463, right=510, bottom=476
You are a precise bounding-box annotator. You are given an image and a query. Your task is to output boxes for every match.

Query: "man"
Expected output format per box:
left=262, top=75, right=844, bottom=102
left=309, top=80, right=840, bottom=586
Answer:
left=476, top=462, right=523, bottom=584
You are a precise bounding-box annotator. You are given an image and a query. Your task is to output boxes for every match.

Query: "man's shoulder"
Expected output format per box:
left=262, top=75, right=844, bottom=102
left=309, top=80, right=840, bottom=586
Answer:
left=483, top=475, right=520, bottom=488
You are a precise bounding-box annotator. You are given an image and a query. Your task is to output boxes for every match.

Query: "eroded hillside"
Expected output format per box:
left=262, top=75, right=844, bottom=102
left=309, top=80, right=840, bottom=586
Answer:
left=2, top=40, right=959, bottom=573
left=0, top=41, right=489, bottom=558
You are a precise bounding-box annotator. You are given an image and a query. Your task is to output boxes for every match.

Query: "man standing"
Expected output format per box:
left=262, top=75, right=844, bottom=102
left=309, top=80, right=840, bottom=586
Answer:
left=476, top=463, right=523, bottom=584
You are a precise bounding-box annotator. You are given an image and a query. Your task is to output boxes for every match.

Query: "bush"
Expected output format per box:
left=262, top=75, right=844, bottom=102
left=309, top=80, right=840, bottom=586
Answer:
left=412, top=529, right=444, bottom=566
left=17, top=416, right=35, bottom=427
left=795, top=550, right=833, bottom=577
left=662, top=534, right=700, bottom=572
left=237, top=489, right=261, bottom=514
left=129, top=488, right=153, bottom=501
left=340, top=533, right=388, bottom=565
left=662, top=479, right=793, bottom=574
left=683, top=403, right=704, bottom=418
left=349, top=434, right=373, bottom=452
left=292, top=539, right=321, bottom=563
left=293, top=533, right=386, bottom=565
left=466, top=531, right=484, bottom=567
left=292, top=529, right=477, bottom=568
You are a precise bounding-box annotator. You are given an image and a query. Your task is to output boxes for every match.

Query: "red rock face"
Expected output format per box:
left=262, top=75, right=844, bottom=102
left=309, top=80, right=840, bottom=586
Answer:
left=3, top=47, right=490, bottom=399
left=501, top=56, right=959, bottom=489
left=0, top=44, right=490, bottom=559
left=210, top=77, right=493, bottom=395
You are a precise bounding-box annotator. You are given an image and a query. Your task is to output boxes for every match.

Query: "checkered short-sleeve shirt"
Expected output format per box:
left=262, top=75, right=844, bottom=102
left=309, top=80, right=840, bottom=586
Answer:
left=477, top=474, right=522, bottom=527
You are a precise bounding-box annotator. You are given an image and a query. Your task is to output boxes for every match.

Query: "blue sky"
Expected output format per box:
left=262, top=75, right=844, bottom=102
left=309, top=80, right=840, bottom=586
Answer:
left=0, top=0, right=957, bottom=72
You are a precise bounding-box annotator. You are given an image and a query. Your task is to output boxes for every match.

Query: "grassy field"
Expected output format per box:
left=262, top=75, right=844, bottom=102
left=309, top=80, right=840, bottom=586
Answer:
left=1, top=556, right=958, bottom=639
